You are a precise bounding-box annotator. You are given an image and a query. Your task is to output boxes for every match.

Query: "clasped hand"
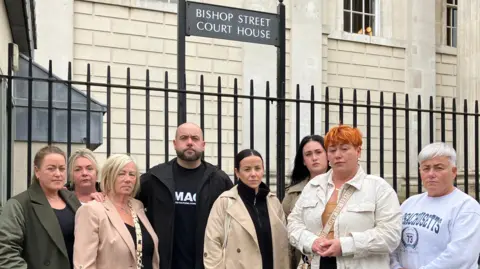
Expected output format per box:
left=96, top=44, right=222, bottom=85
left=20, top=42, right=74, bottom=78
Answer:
left=311, top=238, right=342, bottom=257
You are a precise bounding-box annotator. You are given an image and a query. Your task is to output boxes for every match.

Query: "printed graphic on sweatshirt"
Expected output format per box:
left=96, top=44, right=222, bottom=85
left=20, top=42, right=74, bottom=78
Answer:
left=401, top=227, right=419, bottom=249
left=402, top=212, right=443, bottom=234
left=175, top=191, right=197, bottom=205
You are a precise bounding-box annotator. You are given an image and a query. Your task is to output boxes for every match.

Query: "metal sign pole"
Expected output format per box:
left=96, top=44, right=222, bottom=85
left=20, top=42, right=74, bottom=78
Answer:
left=177, top=0, right=187, bottom=125
left=276, top=0, right=286, bottom=200
left=6, top=43, right=13, bottom=199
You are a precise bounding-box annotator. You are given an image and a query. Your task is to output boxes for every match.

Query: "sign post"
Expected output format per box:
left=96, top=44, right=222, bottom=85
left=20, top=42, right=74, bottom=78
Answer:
left=276, top=0, right=286, bottom=200
left=177, top=0, right=286, bottom=199
left=177, top=0, right=187, bottom=125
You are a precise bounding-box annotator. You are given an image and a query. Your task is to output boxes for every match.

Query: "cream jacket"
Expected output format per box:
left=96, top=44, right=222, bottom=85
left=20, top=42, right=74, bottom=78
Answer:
left=287, top=167, right=402, bottom=269
left=203, top=186, right=289, bottom=269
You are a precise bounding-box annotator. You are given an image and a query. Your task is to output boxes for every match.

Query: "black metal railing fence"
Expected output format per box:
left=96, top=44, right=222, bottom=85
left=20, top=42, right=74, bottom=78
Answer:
left=2, top=47, right=479, bottom=202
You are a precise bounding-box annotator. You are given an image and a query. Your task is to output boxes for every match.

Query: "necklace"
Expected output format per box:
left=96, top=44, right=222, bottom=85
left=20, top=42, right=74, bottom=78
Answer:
left=116, top=204, right=130, bottom=214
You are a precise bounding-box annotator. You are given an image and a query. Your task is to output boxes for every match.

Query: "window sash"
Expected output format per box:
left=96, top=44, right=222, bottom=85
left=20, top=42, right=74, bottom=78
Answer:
left=445, top=1, right=457, bottom=47
left=343, top=0, right=375, bottom=35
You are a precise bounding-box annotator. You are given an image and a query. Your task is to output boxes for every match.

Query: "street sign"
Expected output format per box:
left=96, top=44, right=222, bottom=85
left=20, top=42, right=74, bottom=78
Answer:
left=185, top=1, right=279, bottom=46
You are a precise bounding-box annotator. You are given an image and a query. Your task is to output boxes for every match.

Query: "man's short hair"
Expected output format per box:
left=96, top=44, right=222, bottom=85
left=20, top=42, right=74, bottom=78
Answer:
left=418, top=142, right=457, bottom=167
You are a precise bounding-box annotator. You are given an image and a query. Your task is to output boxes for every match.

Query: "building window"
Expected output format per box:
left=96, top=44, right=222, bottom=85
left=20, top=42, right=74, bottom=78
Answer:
left=446, top=0, right=457, bottom=47
left=344, top=0, right=375, bottom=36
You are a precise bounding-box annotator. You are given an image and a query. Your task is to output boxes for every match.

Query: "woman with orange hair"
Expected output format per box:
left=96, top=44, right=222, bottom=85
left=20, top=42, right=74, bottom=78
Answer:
left=287, top=125, right=402, bottom=269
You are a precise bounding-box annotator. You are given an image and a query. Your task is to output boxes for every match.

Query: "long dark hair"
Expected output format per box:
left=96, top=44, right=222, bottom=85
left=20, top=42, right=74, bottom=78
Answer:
left=290, top=135, right=327, bottom=186
left=235, top=149, right=264, bottom=170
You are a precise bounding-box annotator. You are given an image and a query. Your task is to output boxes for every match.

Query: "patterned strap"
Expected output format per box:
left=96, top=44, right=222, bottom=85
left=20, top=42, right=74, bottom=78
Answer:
left=128, top=200, right=144, bottom=269
left=319, top=185, right=355, bottom=238
left=299, top=185, right=356, bottom=268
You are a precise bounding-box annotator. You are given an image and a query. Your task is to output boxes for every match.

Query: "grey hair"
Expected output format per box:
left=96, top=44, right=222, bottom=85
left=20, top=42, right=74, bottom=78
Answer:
left=418, top=142, right=456, bottom=167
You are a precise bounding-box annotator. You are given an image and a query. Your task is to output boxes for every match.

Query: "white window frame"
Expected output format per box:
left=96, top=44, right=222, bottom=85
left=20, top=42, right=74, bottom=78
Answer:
left=343, top=0, right=379, bottom=36
left=445, top=0, right=457, bottom=47
left=135, top=0, right=178, bottom=13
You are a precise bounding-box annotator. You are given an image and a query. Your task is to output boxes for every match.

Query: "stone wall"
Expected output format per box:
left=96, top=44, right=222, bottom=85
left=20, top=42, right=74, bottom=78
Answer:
left=326, top=38, right=407, bottom=179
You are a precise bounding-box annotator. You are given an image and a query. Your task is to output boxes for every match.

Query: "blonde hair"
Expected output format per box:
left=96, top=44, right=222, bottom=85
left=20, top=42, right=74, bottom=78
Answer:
left=32, top=145, right=66, bottom=184
left=100, top=154, right=140, bottom=197
left=68, top=148, right=99, bottom=188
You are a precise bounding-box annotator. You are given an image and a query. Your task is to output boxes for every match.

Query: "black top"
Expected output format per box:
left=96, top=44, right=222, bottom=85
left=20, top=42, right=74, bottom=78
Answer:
left=237, top=180, right=274, bottom=269
left=171, top=161, right=205, bottom=269
left=53, top=206, right=76, bottom=269
left=137, top=158, right=234, bottom=269
left=125, top=220, right=154, bottom=269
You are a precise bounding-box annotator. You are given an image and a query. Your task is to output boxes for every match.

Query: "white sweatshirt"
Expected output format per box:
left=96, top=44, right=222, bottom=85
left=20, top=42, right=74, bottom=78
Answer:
left=390, top=188, right=480, bottom=269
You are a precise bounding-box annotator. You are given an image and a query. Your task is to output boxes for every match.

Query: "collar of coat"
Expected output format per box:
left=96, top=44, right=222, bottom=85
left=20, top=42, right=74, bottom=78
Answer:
left=237, top=180, right=270, bottom=204
left=309, top=165, right=366, bottom=191
left=28, top=181, right=81, bottom=259
left=101, top=198, right=147, bottom=261
left=217, top=185, right=279, bottom=247
left=220, top=184, right=277, bottom=200
left=285, top=178, right=309, bottom=194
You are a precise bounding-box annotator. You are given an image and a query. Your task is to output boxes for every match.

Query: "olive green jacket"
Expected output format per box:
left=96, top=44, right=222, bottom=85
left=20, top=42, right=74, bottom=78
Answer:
left=0, top=182, right=81, bottom=269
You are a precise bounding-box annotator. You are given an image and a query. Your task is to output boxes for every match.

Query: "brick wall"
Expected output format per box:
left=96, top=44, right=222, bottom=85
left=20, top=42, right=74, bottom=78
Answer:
left=72, top=0, right=295, bottom=178
left=73, top=0, right=244, bottom=174
left=325, top=38, right=407, bottom=181
left=435, top=53, right=457, bottom=146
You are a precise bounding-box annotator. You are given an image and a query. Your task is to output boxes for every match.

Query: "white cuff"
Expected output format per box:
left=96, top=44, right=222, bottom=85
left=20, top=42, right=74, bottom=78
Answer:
left=302, top=233, right=319, bottom=254
left=340, top=236, right=355, bottom=256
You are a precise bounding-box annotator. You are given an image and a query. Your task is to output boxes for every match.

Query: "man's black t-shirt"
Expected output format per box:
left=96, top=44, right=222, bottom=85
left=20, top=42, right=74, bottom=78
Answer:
left=172, top=161, right=205, bottom=269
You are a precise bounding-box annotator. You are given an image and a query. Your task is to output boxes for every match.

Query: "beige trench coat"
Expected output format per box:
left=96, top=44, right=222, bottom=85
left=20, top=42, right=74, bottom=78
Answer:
left=282, top=179, right=308, bottom=269
left=287, top=167, right=402, bottom=269
left=203, top=186, right=289, bottom=269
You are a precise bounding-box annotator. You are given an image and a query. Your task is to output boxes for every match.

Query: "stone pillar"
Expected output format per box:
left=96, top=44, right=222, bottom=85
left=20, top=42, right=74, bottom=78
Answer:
left=456, top=0, right=480, bottom=174
left=405, top=0, right=437, bottom=175
left=289, top=0, right=323, bottom=159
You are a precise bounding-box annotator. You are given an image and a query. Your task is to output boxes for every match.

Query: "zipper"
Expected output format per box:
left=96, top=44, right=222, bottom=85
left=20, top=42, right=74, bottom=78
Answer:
left=253, top=196, right=262, bottom=228
left=156, top=178, right=175, bottom=268
left=168, top=189, right=175, bottom=269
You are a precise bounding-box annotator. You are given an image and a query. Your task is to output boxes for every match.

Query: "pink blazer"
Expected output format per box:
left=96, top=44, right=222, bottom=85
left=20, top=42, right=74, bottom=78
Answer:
left=73, top=199, right=160, bottom=269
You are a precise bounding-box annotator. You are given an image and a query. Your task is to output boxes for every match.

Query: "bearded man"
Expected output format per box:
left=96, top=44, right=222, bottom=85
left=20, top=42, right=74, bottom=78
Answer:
left=138, top=122, right=233, bottom=269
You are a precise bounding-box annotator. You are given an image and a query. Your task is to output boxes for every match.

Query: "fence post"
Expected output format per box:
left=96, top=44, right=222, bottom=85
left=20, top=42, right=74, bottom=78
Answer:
left=6, top=43, right=14, bottom=199
left=276, top=0, right=286, bottom=200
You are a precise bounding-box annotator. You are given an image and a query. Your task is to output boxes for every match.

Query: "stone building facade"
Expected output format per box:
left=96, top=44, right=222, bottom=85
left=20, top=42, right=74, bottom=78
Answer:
left=2, top=0, right=480, bottom=197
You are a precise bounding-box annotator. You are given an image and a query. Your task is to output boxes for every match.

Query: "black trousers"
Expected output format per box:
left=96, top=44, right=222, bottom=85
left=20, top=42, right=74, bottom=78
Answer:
left=319, top=256, right=337, bottom=269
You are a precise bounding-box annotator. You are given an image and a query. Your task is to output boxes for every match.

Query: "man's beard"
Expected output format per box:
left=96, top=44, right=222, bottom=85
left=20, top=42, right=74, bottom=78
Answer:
left=176, top=148, right=202, bottom=161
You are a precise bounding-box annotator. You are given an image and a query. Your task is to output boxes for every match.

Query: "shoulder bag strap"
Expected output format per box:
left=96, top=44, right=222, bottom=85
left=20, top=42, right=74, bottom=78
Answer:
left=319, top=185, right=355, bottom=238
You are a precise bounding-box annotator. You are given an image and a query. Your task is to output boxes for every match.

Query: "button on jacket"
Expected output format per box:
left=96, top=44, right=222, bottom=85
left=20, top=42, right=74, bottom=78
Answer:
left=287, top=167, right=402, bottom=269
